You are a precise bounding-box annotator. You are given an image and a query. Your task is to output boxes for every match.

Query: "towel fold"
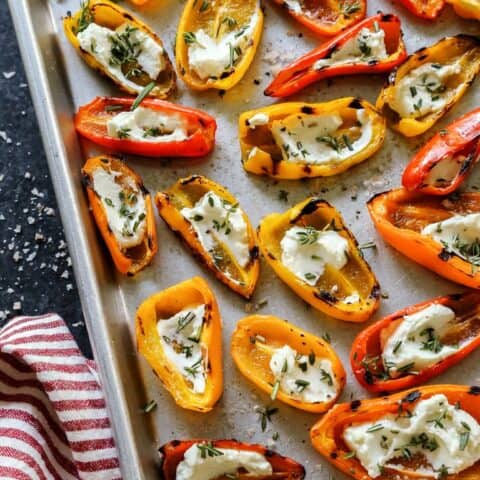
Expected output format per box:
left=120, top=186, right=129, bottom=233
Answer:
left=0, top=313, right=121, bottom=479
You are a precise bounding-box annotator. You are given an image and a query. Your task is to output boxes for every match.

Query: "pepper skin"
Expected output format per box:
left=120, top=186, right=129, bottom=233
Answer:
left=311, top=385, right=480, bottom=480
left=75, top=96, right=217, bottom=158
left=136, top=277, right=223, bottom=412
left=368, top=188, right=480, bottom=289
left=240, top=97, right=386, bottom=179
left=269, top=0, right=366, bottom=37
left=159, top=439, right=306, bottom=479
left=377, top=35, right=480, bottom=137
left=396, top=0, right=446, bottom=19
left=351, top=292, right=480, bottom=393
left=63, top=0, right=176, bottom=98
left=175, top=0, right=264, bottom=91
left=231, top=315, right=346, bottom=413
left=447, top=0, right=480, bottom=20
left=155, top=175, right=260, bottom=299
left=402, top=108, right=480, bottom=196
left=257, top=197, right=380, bottom=322
left=81, top=155, right=157, bottom=275
left=264, top=14, right=407, bottom=98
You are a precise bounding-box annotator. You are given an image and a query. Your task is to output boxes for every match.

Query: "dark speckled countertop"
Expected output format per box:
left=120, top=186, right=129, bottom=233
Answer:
left=0, top=2, right=92, bottom=359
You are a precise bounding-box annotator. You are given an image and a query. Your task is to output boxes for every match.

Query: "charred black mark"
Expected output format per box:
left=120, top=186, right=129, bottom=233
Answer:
left=297, top=198, right=322, bottom=218
left=267, top=252, right=276, bottom=260
left=380, top=13, right=394, bottom=21
left=330, top=452, right=338, bottom=459
left=250, top=246, right=259, bottom=259
left=402, top=390, right=421, bottom=403
left=418, top=54, right=428, bottom=61
left=349, top=98, right=364, bottom=110
left=370, top=284, right=381, bottom=299
left=469, top=386, right=480, bottom=395
left=220, top=71, right=233, bottom=79
left=350, top=399, right=361, bottom=411
left=140, top=184, right=149, bottom=195
left=449, top=293, right=463, bottom=301
left=81, top=174, right=91, bottom=189
left=314, top=290, right=338, bottom=304
left=265, top=449, right=275, bottom=457
left=459, top=150, right=477, bottom=175
left=303, top=165, right=312, bottom=174
left=180, top=175, right=200, bottom=185
left=368, top=59, right=379, bottom=66
left=364, top=370, right=374, bottom=385
left=439, top=249, right=454, bottom=261
left=122, top=13, right=134, bottom=21
left=325, top=45, right=338, bottom=59
left=301, top=106, right=314, bottom=114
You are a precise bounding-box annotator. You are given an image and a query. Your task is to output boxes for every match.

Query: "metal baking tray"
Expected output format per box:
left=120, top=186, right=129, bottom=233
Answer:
left=8, top=0, right=480, bottom=477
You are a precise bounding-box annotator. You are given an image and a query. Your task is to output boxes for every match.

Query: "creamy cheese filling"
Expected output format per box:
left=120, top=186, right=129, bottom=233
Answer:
left=271, top=109, right=373, bottom=165
left=314, top=27, right=388, bottom=70
left=181, top=191, right=250, bottom=271
left=424, top=154, right=462, bottom=187
left=106, top=107, right=188, bottom=143
left=382, top=304, right=459, bottom=377
left=270, top=345, right=337, bottom=403
left=176, top=443, right=272, bottom=480
left=280, top=226, right=349, bottom=285
left=422, top=213, right=480, bottom=265
left=284, top=0, right=303, bottom=14
left=91, top=167, right=147, bottom=249
left=344, top=394, right=480, bottom=478
left=187, top=12, right=259, bottom=80
left=77, top=23, right=164, bottom=93
left=389, top=61, right=461, bottom=118
left=247, top=112, right=269, bottom=129
left=157, top=305, right=206, bottom=394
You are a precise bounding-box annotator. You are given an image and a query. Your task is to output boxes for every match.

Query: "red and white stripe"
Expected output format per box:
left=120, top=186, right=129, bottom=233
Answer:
left=0, top=314, right=122, bottom=479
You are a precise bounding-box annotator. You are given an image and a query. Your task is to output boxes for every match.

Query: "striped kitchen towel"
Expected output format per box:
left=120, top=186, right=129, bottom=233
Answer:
left=0, top=313, right=122, bottom=479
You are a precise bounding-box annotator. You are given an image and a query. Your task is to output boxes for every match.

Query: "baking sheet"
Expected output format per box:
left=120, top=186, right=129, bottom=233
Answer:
left=9, top=0, right=480, bottom=477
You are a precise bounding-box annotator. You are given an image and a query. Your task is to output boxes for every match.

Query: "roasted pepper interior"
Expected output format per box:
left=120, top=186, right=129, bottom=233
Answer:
left=64, top=0, right=175, bottom=96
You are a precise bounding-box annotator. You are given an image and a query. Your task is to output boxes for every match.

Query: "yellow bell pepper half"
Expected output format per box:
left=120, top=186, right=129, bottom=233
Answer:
left=240, top=98, right=386, bottom=179
left=136, top=277, right=223, bottom=412
left=257, top=197, right=380, bottom=322
left=377, top=35, right=480, bottom=137
left=63, top=0, right=176, bottom=98
left=155, top=175, right=260, bottom=299
left=175, top=0, right=264, bottom=91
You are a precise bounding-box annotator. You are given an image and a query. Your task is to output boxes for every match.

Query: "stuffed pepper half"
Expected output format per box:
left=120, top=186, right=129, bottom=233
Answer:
left=81, top=155, right=157, bottom=275
left=240, top=98, right=386, bottom=179
left=64, top=0, right=175, bottom=97
left=258, top=197, right=380, bottom=322
left=136, top=277, right=223, bottom=412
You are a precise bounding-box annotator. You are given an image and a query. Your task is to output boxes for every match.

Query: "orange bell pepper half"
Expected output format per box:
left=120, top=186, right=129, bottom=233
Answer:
left=351, top=292, right=480, bottom=394
left=402, top=108, right=480, bottom=196
left=396, top=0, right=446, bottom=19
left=136, top=277, right=223, bottom=412
left=81, top=155, right=157, bottom=275
left=368, top=188, right=480, bottom=289
left=231, top=315, right=346, bottom=413
left=264, top=14, right=407, bottom=98
left=159, top=439, right=306, bottom=479
left=75, top=96, right=217, bottom=158
left=311, top=385, right=480, bottom=480
left=269, top=0, right=366, bottom=37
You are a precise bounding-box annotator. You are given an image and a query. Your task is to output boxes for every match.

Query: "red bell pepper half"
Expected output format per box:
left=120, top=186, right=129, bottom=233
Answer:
left=264, top=14, right=407, bottom=98
left=159, top=439, right=306, bottom=479
left=402, top=108, right=480, bottom=196
left=75, top=96, right=216, bottom=158
left=350, top=292, right=480, bottom=394
left=397, top=0, right=446, bottom=19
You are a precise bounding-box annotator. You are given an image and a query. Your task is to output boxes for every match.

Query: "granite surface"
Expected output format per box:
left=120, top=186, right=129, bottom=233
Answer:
left=0, top=2, right=92, bottom=358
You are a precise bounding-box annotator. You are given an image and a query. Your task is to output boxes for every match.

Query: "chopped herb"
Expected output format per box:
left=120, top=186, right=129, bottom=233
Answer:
left=184, top=358, right=203, bottom=377
left=183, top=31, right=204, bottom=47
left=105, top=104, right=124, bottom=112
left=304, top=272, right=317, bottom=281
left=295, top=379, right=310, bottom=392
left=320, top=369, right=333, bottom=386
left=322, top=332, right=331, bottom=344
left=358, top=37, right=371, bottom=56
left=197, top=442, right=224, bottom=459
left=131, top=82, right=156, bottom=111
left=117, top=127, right=131, bottom=139
left=104, top=197, right=114, bottom=207
left=341, top=1, right=361, bottom=16
left=296, top=226, right=319, bottom=245
left=366, top=424, right=384, bottom=433
left=142, top=399, right=157, bottom=413
left=343, top=134, right=354, bottom=151
left=199, top=0, right=210, bottom=12
left=271, top=380, right=280, bottom=400
left=359, top=241, right=377, bottom=251
left=272, top=432, right=279, bottom=441
left=393, top=341, right=402, bottom=354
left=192, top=214, right=204, bottom=222
left=143, top=127, right=162, bottom=137
left=410, top=86, right=417, bottom=97
left=308, top=351, right=316, bottom=365
left=176, top=311, right=196, bottom=333
left=278, top=189, right=289, bottom=202
left=257, top=405, right=278, bottom=431
left=76, top=0, right=93, bottom=34
left=420, top=327, right=443, bottom=353
left=343, top=451, right=356, bottom=459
